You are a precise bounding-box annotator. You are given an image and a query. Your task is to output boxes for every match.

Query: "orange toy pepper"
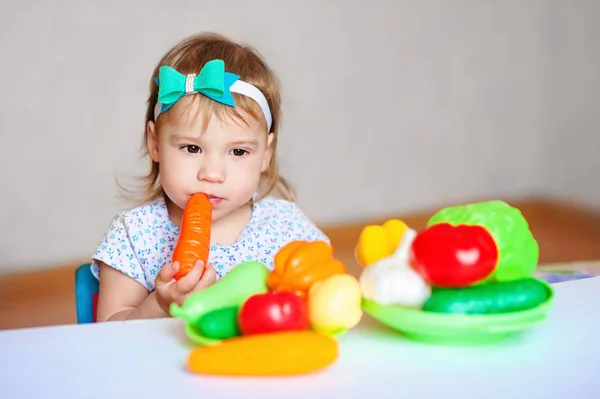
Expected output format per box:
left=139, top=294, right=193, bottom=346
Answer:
left=187, top=330, right=338, bottom=376
left=172, top=193, right=213, bottom=280
left=267, top=240, right=346, bottom=296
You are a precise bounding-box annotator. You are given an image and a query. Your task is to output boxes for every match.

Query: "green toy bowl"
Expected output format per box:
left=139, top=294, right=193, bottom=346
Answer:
left=362, top=278, right=555, bottom=345
left=184, top=324, right=349, bottom=346
left=185, top=325, right=224, bottom=346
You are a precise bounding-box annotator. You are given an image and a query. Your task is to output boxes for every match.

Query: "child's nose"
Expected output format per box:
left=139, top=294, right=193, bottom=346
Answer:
left=198, top=159, right=225, bottom=183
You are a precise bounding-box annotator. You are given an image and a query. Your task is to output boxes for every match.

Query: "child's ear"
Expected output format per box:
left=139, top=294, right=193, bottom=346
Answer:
left=261, top=133, right=275, bottom=172
left=146, top=121, right=160, bottom=162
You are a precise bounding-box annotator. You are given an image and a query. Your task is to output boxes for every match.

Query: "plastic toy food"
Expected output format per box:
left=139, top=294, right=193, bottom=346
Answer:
left=422, top=277, right=551, bottom=314
left=308, top=274, right=363, bottom=334
left=196, top=306, right=240, bottom=339
left=359, top=224, right=429, bottom=308
left=187, top=330, right=338, bottom=376
left=171, top=239, right=360, bottom=376
left=170, top=261, right=268, bottom=328
left=410, top=223, right=498, bottom=288
left=267, top=240, right=346, bottom=296
left=357, top=200, right=555, bottom=344
left=360, top=255, right=431, bottom=308
left=172, top=192, right=212, bottom=280
left=427, top=200, right=539, bottom=282
left=355, top=219, right=409, bottom=267
left=238, top=291, right=309, bottom=335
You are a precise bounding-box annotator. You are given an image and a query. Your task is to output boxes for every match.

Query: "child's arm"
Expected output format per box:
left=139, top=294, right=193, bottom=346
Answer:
left=96, top=260, right=217, bottom=322
left=96, top=262, right=169, bottom=321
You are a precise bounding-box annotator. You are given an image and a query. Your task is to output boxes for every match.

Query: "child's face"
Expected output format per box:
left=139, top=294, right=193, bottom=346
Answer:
left=146, top=99, right=274, bottom=223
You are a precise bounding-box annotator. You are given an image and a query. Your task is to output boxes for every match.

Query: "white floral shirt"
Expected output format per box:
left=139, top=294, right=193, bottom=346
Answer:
left=90, top=195, right=329, bottom=291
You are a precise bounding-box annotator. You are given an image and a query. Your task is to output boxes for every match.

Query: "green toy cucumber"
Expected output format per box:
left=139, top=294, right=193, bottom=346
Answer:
left=170, top=261, right=269, bottom=325
left=196, top=306, right=241, bottom=339
left=422, top=277, right=551, bottom=314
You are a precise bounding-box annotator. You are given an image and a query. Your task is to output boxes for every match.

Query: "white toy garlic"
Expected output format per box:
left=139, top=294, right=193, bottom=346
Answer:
left=359, top=228, right=431, bottom=308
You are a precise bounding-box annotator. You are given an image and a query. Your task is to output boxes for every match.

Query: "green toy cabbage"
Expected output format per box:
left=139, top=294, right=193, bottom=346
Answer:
left=427, top=200, right=539, bottom=282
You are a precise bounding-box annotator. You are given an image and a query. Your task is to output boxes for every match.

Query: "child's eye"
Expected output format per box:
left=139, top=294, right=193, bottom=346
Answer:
left=182, top=145, right=201, bottom=154
left=230, top=148, right=248, bottom=157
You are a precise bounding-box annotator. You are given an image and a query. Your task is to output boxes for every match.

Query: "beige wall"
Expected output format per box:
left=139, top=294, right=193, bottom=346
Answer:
left=542, top=0, right=600, bottom=207
left=0, top=0, right=598, bottom=273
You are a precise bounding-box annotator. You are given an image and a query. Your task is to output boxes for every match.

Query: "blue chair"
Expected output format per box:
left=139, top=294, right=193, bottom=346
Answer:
left=74, top=263, right=99, bottom=324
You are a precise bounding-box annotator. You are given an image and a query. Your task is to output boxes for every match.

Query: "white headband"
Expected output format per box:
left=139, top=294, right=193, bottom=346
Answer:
left=153, top=73, right=273, bottom=132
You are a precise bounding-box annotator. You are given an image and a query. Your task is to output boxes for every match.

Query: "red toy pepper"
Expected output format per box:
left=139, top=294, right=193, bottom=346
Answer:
left=410, top=223, right=498, bottom=288
left=238, top=291, right=309, bottom=336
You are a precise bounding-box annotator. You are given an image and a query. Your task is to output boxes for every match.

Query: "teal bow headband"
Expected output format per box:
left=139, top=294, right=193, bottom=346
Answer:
left=153, top=59, right=273, bottom=131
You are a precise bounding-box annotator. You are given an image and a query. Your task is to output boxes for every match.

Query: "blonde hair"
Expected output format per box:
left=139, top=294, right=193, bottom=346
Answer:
left=121, top=32, right=294, bottom=205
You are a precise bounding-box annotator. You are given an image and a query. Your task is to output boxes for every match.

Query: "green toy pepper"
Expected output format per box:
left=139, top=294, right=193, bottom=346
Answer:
left=170, top=261, right=269, bottom=326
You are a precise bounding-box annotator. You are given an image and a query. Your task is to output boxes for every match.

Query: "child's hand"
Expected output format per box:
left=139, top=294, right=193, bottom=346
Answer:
left=154, top=260, right=216, bottom=313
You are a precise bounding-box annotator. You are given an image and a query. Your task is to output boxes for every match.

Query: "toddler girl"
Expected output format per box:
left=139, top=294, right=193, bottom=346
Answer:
left=90, top=32, right=328, bottom=322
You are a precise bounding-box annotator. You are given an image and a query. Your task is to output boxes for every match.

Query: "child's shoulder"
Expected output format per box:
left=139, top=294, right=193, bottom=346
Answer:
left=98, top=196, right=177, bottom=250
left=91, top=196, right=177, bottom=290
left=249, top=196, right=330, bottom=243
left=120, top=196, right=169, bottom=218
left=252, top=196, right=311, bottom=224
left=112, top=196, right=173, bottom=229
left=253, top=195, right=301, bottom=214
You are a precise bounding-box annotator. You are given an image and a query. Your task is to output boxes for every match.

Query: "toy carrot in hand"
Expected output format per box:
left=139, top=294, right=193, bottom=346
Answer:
left=173, top=193, right=213, bottom=280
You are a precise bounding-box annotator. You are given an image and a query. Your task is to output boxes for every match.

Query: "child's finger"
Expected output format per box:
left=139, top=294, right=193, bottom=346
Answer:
left=175, top=260, right=205, bottom=293
left=195, top=264, right=216, bottom=290
left=156, top=261, right=179, bottom=286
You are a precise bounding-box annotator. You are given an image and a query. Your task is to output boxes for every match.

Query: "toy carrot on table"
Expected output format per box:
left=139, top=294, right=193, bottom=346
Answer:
left=173, top=193, right=213, bottom=280
left=187, top=330, right=338, bottom=376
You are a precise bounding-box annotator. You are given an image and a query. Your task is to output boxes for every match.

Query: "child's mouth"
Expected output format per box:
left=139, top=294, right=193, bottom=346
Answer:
left=207, top=195, right=223, bottom=205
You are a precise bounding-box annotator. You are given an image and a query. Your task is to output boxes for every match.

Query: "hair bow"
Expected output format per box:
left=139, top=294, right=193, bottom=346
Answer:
left=155, top=59, right=240, bottom=112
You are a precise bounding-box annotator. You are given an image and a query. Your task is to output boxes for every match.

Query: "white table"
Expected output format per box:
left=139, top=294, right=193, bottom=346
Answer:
left=1, top=277, right=599, bottom=399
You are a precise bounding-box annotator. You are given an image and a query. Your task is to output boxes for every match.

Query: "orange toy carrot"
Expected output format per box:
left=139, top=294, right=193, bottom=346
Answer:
left=173, top=193, right=213, bottom=280
left=187, top=330, right=338, bottom=376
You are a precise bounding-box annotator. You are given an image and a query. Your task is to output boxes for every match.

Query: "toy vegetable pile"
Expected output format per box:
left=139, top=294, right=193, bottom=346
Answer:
left=170, top=239, right=363, bottom=377
left=357, top=200, right=552, bottom=315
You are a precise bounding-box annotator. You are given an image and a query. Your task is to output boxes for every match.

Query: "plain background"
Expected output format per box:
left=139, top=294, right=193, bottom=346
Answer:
left=0, top=0, right=598, bottom=273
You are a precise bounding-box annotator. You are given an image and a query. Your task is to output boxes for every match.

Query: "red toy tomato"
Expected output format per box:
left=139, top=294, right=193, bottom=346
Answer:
left=410, top=223, right=498, bottom=288
left=238, top=291, right=309, bottom=336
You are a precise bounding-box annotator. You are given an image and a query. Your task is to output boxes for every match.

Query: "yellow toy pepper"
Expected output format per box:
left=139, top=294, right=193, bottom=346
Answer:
left=355, top=219, right=409, bottom=268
